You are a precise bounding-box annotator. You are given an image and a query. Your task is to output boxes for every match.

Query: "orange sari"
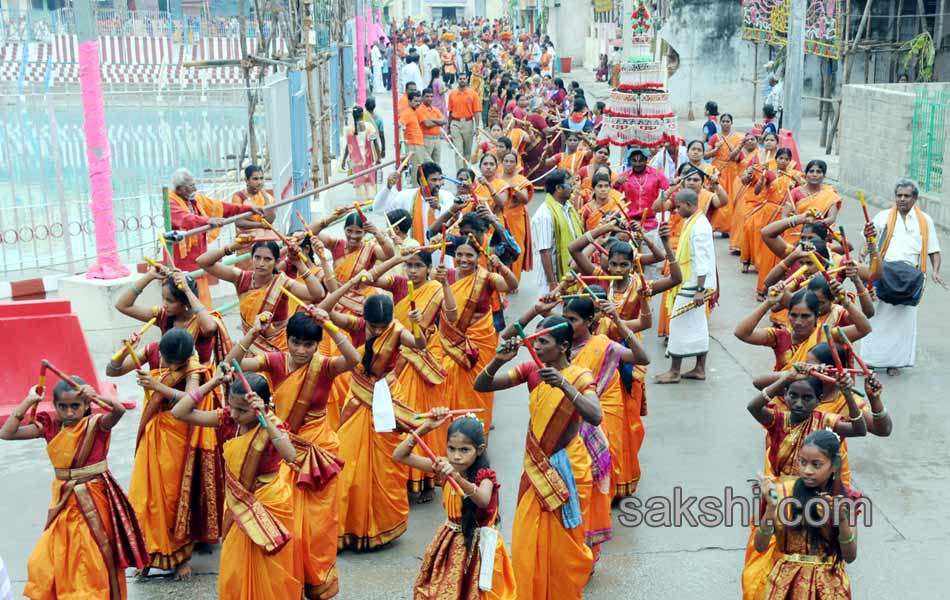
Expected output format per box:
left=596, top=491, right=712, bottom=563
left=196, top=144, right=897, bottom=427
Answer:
left=784, top=184, right=842, bottom=247
left=128, top=352, right=216, bottom=571
left=238, top=271, right=291, bottom=353
left=709, top=131, right=744, bottom=231
left=25, top=414, right=148, bottom=600
left=218, top=418, right=301, bottom=599
left=742, top=160, right=802, bottom=291
left=414, top=470, right=518, bottom=599
left=268, top=353, right=346, bottom=598
left=500, top=174, right=534, bottom=278
left=336, top=321, right=416, bottom=551
left=394, top=279, right=449, bottom=493
left=730, top=151, right=766, bottom=252
left=579, top=190, right=626, bottom=231
left=440, top=268, right=501, bottom=433
left=510, top=364, right=595, bottom=600
left=596, top=277, right=648, bottom=496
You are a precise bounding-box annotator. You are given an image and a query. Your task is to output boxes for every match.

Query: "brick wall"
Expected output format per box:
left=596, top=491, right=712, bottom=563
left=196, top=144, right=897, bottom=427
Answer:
left=839, top=82, right=950, bottom=230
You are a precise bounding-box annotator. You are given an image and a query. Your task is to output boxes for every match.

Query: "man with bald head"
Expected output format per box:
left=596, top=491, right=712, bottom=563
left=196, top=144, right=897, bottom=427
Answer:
left=655, top=188, right=717, bottom=384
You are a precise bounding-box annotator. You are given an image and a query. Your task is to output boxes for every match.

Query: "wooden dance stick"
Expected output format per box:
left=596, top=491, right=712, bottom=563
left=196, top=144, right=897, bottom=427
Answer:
left=440, top=224, right=447, bottom=266
left=386, top=215, right=407, bottom=234
left=807, top=252, right=831, bottom=281
left=230, top=359, right=269, bottom=428
left=27, top=363, right=48, bottom=424
left=413, top=408, right=485, bottom=420
left=822, top=324, right=846, bottom=373
left=146, top=254, right=183, bottom=289
left=410, top=430, right=465, bottom=494
left=837, top=226, right=853, bottom=263
left=295, top=211, right=315, bottom=236
left=397, top=152, right=414, bottom=174
left=571, top=270, right=604, bottom=303
left=111, top=317, right=157, bottom=362
left=579, top=275, right=623, bottom=282
left=42, top=360, right=111, bottom=410
left=261, top=217, right=311, bottom=266
left=278, top=287, right=339, bottom=333
left=670, top=289, right=716, bottom=319
left=407, top=281, right=422, bottom=338
left=511, top=323, right=544, bottom=368
left=835, top=327, right=873, bottom=377
left=782, top=265, right=809, bottom=287
left=125, top=341, right=143, bottom=369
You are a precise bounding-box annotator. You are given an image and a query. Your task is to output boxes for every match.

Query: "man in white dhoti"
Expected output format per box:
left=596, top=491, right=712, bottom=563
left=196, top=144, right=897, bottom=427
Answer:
left=371, top=41, right=385, bottom=93
left=861, top=178, right=944, bottom=376
left=656, top=189, right=717, bottom=383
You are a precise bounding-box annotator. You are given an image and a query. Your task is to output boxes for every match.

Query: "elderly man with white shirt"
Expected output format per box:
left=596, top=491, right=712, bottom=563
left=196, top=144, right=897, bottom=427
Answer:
left=373, top=161, right=455, bottom=263
left=861, top=178, right=944, bottom=376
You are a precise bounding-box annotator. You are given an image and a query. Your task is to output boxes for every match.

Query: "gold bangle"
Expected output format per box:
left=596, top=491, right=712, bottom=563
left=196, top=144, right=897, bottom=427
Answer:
left=856, top=289, right=870, bottom=297
left=848, top=412, right=863, bottom=422
left=239, top=342, right=251, bottom=353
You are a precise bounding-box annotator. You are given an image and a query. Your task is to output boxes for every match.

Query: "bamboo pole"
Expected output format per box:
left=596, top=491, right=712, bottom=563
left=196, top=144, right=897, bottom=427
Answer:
left=302, top=0, right=323, bottom=192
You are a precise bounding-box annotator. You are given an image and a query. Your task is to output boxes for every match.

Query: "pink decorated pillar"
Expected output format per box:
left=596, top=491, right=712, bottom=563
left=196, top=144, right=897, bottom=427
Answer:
left=76, top=0, right=128, bottom=279
left=355, top=14, right=366, bottom=106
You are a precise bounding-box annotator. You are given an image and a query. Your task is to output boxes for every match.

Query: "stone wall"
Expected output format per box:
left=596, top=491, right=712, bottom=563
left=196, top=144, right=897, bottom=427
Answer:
left=838, top=82, right=950, bottom=228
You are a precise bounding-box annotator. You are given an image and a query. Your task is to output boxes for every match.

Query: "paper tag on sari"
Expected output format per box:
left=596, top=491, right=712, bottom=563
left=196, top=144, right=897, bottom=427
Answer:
left=477, top=526, right=497, bottom=591
left=372, top=378, right=397, bottom=432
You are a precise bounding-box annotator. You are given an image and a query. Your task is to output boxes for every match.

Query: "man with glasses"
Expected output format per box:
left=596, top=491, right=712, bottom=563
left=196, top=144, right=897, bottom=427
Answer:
left=531, top=169, right=584, bottom=291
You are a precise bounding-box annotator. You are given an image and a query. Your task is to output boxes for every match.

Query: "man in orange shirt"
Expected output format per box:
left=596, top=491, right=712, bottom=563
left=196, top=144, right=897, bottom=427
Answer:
left=417, top=88, right=446, bottom=165
left=399, top=90, right=426, bottom=171
left=447, top=73, right=481, bottom=160
left=398, top=81, right=418, bottom=112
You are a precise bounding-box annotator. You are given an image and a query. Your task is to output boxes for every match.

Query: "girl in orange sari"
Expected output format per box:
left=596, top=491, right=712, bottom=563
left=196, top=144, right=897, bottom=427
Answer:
left=369, top=250, right=456, bottom=501
left=334, top=294, right=428, bottom=551
left=2, top=381, right=148, bottom=600
left=227, top=310, right=360, bottom=599
left=393, top=410, right=518, bottom=599
left=441, top=239, right=518, bottom=434
left=473, top=316, right=601, bottom=600
left=107, top=328, right=212, bottom=579
left=729, top=134, right=764, bottom=254
left=579, top=171, right=627, bottom=231
left=791, top=159, right=841, bottom=227
left=197, top=239, right=325, bottom=353
left=499, top=150, right=534, bottom=279
left=473, top=153, right=508, bottom=215
left=171, top=371, right=303, bottom=599
left=472, top=121, right=505, bottom=164
left=577, top=145, right=614, bottom=193
left=704, top=114, right=744, bottom=232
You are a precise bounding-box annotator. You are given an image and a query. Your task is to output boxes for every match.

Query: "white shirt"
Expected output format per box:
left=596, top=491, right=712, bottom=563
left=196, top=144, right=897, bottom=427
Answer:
left=685, top=212, right=717, bottom=290
left=424, top=47, right=442, bottom=76
left=371, top=45, right=382, bottom=67
left=531, top=198, right=581, bottom=286
left=401, top=62, right=425, bottom=91
left=373, top=185, right=455, bottom=243
left=873, top=206, right=940, bottom=268
left=650, top=146, right=688, bottom=181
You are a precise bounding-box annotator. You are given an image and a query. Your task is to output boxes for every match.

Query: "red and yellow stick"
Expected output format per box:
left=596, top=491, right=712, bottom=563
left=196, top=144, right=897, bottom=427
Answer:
left=125, top=341, right=143, bottom=369
left=836, top=326, right=872, bottom=377
left=578, top=275, right=623, bottom=282
left=230, top=359, right=269, bottom=428
left=111, top=317, right=157, bottom=362
left=410, top=430, right=465, bottom=494
left=278, top=286, right=339, bottom=333
left=782, top=265, right=809, bottom=287
left=413, top=408, right=485, bottom=420
left=439, top=224, right=447, bottom=266
left=407, top=281, right=422, bottom=338
left=42, top=360, right=111, bottom=410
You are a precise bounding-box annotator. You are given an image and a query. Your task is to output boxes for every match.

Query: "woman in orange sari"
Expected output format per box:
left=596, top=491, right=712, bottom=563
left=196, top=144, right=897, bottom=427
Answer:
left=197, top=239, right=325, bottom=353
left=577, top=145, right=614, bottom=193
left=227, top=308, right=360, bottom=598
left=171, top=371, right=303, bottom=599
left=738, top=133, right=781, bottom=267
left=473, top=153, right=508, bottom=214
left=704, top=114, right=744, bottom=232
left=393, top=410, right=518, bottom=599
left=2, top=381, right=148, bottom=600
left=499, top=150, right=534, bottom=280
left=791, top=159, right=841, bottom=225
left=729, top=134, right=764, bottom=254
left=472, top=121, right=505, bottom=164
left=106, top=329, right=212, bottom=579
left=334, top=294, right=428, bottom=551
left=474, top=316, right=601, bottom=600
left=368, top=250, right=456, bottom=501
left=441, top=238, right=518, bottom=434
left=311, top=211, right=398, bottom=427
left=579, top=171, right=627, bottom=231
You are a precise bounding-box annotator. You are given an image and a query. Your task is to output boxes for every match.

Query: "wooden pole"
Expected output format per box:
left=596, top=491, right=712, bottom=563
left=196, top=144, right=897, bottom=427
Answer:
left=302, top=0, right=323, bottom=191
left=784, top=0, right=806, bottom=138
left=391, top=21, right=402, bottom=191
left=752, top=42, right=759, bottom=119
left=238, top=0, right=259, bottom=166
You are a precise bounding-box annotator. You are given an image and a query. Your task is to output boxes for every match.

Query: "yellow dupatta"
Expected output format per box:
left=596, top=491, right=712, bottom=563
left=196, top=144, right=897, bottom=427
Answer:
left=666, top=210, right=702, bottom=312
left=544, top=194, right=584, bottom=281
left=137, top=355, right=205, bottom=449
left=334, top=242, right=377, bottom=315
left=440, top=268, right=490, bottom=368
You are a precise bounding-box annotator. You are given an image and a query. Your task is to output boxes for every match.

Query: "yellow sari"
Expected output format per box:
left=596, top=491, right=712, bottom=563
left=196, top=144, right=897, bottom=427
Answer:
left=510, top=365, right=595, bottom=600
left=336, top=321, right=416, bottom=551
left=394, top=279, right=449, bottom=493
left=440, top=268, right=500, bottom=433
left=238, top=271, right=291, bottom=353
left=128, top=354, right=214, bottom=571
left=219, top=420, right=301, bottom=599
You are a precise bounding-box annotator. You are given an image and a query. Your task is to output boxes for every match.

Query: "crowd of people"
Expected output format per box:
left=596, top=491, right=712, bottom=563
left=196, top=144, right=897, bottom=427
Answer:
left=1, top=16, right=944, bottom=600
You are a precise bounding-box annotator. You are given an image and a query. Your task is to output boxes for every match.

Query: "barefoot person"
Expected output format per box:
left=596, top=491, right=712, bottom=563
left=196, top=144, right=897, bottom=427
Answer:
left=656, top=189, right=717, bottom=383
left=2, top=382, right=147, bottom=599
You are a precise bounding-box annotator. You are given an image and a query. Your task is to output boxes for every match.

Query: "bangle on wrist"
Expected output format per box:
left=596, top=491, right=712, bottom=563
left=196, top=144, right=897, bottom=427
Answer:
left=12, top=412, right=24, bottom=420
left=131, top=284, right=144, bottom=295
left=758, top=524, right=774, bottom=536
left=239, top=342, right=251, bottom=353
left=871, top=406, right=887, bottom=418
left=837, top=530, right=855, bottom=544
left=848, top=412, right=863, bottom=422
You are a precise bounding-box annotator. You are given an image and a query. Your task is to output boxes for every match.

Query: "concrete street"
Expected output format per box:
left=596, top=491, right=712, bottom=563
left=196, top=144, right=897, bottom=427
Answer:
left=2, top=67, right=948, bottom=598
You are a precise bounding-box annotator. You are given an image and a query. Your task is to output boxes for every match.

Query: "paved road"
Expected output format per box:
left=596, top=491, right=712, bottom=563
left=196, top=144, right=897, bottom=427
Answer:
left=3, top=77, right=949, bottom=599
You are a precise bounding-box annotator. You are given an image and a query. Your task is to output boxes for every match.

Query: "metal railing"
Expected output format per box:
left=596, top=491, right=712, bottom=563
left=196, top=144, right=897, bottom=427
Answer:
left=907, top=86, right=949, bottom=194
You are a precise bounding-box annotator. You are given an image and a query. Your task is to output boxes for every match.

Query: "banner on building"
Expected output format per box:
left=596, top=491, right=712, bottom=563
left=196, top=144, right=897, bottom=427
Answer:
left=593, top=0, right=615, bottom=12
left=741, top=0, right=843, bottom=59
